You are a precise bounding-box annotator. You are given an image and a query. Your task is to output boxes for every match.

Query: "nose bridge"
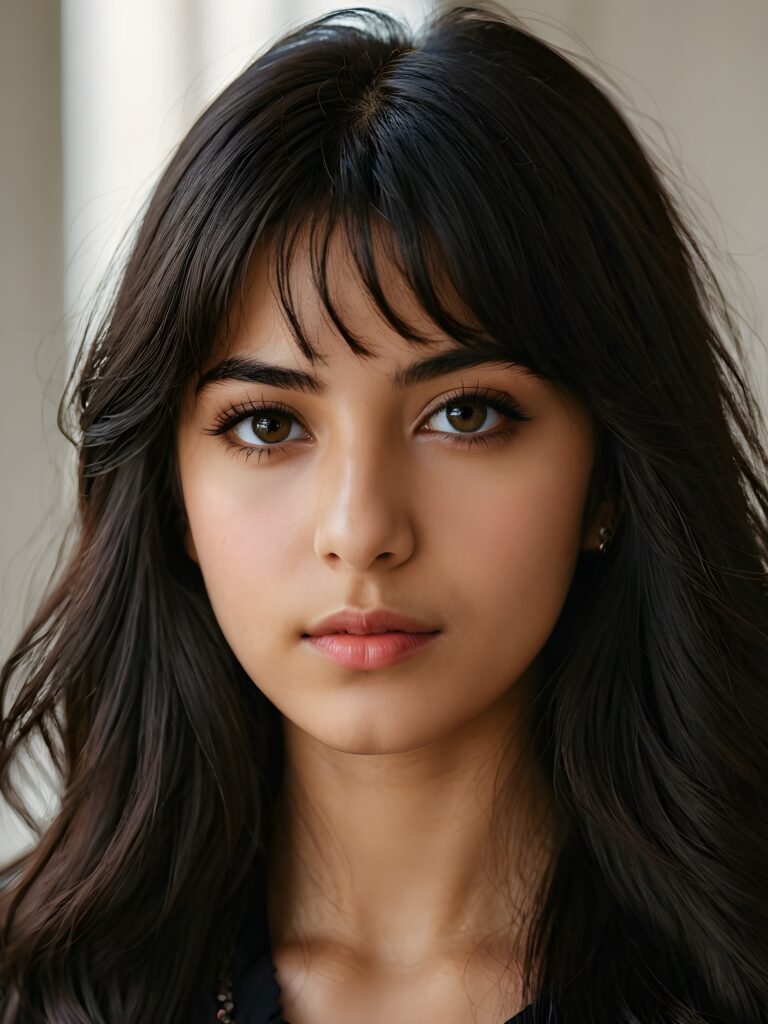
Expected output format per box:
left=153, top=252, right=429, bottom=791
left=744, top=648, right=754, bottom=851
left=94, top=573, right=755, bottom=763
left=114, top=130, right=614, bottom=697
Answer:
left=312, top=418, right=413, bottom=569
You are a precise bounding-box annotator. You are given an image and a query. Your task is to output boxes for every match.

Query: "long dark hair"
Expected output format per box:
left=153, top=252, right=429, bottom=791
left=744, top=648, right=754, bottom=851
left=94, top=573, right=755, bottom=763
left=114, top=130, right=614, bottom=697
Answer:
left=1, top=5, right=766, bottom=1021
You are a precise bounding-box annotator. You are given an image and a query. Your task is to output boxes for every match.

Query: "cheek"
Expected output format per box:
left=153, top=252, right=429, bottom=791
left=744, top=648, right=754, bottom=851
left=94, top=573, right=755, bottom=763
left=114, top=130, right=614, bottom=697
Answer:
left=181, top=461, right=304, bottom=653
left=429, top=434, right=592, bottom=649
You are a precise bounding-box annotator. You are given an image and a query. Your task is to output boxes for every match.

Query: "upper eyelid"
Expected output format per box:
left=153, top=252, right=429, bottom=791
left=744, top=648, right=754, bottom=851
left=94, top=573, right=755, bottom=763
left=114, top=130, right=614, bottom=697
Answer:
left=213, top=381, right=527, bottom=416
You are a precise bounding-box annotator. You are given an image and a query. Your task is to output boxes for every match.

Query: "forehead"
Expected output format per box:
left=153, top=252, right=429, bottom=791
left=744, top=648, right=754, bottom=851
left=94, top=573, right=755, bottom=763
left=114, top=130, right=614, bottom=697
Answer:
left=185, top=217, right=564, bottom=415
left=180, top=217, right=586, bottom=430
left=213, top=220, right=484, bottom=370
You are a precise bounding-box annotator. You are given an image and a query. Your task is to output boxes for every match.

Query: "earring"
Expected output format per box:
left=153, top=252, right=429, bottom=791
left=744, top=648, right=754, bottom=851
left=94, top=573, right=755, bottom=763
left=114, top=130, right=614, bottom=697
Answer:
left=597, top=524, right=613, bottom=554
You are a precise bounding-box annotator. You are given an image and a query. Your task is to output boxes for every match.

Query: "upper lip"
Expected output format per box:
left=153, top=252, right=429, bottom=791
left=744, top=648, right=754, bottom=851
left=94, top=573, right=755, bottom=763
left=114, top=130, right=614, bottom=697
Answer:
left=303, top=608, right=441, bottom=636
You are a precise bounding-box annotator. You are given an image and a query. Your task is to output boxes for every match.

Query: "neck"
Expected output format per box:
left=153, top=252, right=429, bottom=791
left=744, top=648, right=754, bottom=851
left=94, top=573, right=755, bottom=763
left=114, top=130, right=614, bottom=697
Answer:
left=263, top=667, right=558, bottom=970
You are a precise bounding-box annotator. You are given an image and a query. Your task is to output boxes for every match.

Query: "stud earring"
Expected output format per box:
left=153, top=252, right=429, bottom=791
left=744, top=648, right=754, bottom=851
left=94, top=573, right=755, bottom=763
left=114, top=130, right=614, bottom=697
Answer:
left=597, top=524, right=613, bottom=554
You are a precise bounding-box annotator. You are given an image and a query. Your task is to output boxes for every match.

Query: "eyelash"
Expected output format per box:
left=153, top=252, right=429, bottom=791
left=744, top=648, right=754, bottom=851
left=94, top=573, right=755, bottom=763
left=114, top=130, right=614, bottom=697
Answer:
left=203, top=385, right=533, bottom=464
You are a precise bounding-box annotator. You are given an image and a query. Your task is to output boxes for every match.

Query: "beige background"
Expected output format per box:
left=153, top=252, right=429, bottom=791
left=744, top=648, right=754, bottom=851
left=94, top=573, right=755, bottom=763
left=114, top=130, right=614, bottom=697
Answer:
left=1, top=0, right=766, bottom=860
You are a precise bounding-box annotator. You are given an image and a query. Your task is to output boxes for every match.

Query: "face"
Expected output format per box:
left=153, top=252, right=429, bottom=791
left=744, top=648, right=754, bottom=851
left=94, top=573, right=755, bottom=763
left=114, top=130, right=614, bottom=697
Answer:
left=176, top=230, right=608, bottom=755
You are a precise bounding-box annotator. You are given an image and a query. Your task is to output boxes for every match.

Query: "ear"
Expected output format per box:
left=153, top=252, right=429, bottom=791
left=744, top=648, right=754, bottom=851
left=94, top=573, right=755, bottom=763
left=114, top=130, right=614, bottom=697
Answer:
left=581, top=496, right=622, bottom=552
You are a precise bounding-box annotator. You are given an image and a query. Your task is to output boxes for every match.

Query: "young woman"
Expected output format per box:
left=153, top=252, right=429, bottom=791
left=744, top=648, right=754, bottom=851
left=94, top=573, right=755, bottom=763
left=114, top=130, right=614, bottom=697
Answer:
left=1, top=4, right=766, bottom=1022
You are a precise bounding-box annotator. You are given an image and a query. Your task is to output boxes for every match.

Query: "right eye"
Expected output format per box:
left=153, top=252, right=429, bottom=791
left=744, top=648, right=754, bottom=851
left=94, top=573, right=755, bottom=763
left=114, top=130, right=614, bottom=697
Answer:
left=231, top=407, right=307, bottom=447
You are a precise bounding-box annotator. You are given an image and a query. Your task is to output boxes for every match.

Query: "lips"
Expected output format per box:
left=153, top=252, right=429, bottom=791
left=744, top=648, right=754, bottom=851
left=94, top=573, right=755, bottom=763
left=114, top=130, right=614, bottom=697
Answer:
left=303, top=608, right=440, bottom=637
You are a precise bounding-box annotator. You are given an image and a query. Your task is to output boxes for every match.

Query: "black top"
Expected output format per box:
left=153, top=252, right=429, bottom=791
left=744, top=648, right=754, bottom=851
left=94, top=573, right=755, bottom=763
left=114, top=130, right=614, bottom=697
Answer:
left=214, top=852, right=552, bottom=1024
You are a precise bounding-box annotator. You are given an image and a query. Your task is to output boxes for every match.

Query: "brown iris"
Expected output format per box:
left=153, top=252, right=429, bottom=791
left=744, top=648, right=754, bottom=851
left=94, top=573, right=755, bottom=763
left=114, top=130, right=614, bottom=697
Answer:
left=251, top=412, right=291, bottom=444
left=444, top=399, right=490, bottom=432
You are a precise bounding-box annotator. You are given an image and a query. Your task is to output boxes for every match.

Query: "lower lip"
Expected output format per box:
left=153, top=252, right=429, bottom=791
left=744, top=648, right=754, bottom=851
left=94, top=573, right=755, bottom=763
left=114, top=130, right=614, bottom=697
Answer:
left=302, top=631, right=441, bottom=670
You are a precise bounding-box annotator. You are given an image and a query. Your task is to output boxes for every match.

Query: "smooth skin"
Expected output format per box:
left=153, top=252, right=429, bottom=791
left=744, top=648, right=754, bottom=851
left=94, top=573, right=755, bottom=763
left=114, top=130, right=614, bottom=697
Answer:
left=176, top=227, right=616, bottom=1024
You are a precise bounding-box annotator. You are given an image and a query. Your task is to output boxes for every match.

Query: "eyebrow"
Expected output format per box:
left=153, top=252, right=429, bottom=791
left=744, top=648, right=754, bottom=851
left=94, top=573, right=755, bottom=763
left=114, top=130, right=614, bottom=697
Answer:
left=195, top=348, right=542, bottom=396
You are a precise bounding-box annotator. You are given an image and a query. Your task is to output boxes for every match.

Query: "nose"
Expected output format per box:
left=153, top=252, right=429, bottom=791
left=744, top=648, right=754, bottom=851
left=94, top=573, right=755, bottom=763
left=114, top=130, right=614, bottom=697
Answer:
left=311, top=441, right=416, bottom=572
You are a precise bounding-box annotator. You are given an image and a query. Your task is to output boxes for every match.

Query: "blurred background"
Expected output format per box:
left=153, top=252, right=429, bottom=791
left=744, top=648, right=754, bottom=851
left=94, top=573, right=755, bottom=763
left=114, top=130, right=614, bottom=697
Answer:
left=1, top=0, right=766, bottom=861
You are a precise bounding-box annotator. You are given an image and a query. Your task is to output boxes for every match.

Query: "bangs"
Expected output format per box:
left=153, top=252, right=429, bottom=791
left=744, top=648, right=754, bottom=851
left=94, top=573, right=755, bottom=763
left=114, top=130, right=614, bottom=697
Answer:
left=273, top=205, right=504, bottom=355
left=233, top=185, right=554, bottom=389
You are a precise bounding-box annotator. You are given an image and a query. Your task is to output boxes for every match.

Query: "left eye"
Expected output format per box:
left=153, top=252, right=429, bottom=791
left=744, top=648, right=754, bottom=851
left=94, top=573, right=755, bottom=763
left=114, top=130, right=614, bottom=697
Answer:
left=425, top=397, right=504, bottom=436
